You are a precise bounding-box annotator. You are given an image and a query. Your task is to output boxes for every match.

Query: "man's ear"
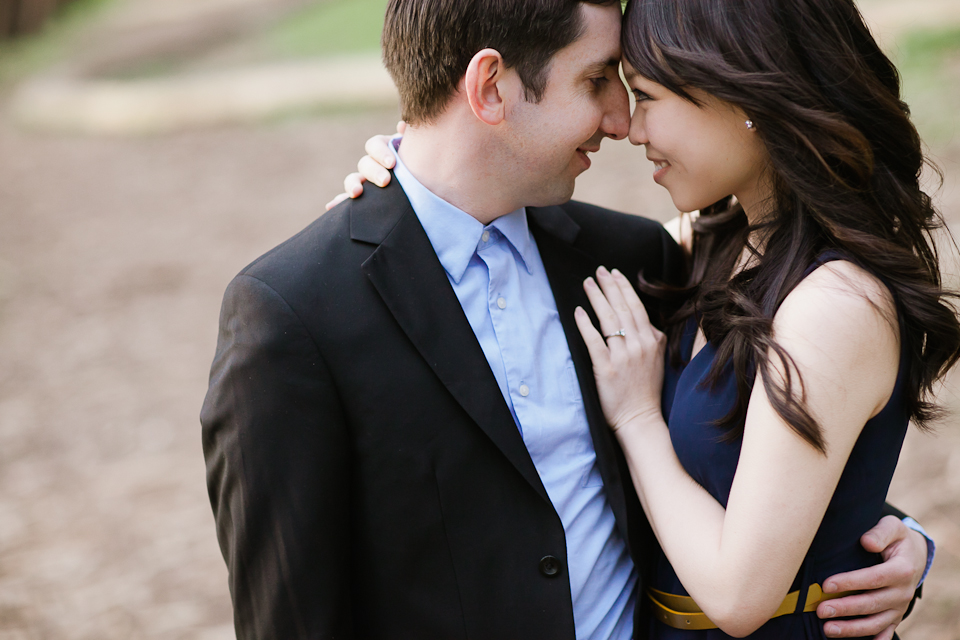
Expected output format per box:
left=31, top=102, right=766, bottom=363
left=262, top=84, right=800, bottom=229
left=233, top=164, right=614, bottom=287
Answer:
left=464, top=48, right=508, bottom=126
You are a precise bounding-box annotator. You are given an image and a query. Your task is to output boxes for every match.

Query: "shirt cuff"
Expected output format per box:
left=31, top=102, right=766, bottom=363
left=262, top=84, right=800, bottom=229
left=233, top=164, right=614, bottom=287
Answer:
left=902, top=517, right=935, bottom=587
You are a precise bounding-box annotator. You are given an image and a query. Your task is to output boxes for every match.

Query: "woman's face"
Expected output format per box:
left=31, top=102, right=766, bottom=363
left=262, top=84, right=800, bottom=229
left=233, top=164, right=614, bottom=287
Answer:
left=622, top=62, right=770, bottom=216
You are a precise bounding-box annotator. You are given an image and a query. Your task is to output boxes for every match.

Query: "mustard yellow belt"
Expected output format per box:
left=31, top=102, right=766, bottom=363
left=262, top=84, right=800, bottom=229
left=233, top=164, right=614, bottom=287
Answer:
left=648, top=583, right=854, bottom=631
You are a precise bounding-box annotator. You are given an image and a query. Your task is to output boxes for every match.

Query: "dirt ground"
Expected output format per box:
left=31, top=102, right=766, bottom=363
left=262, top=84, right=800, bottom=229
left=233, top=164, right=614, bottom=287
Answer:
left=0, top=1, right=958, bottom=638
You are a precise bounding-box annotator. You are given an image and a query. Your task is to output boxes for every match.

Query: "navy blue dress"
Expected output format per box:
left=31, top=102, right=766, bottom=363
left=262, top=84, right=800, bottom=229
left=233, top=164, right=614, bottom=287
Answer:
left=652, top=255, right=909, bottom=639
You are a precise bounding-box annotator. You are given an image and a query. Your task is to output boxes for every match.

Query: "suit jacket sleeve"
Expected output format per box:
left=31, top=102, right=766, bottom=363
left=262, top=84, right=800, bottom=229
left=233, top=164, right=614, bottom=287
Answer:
left=201, top=274, right=353, bottom=639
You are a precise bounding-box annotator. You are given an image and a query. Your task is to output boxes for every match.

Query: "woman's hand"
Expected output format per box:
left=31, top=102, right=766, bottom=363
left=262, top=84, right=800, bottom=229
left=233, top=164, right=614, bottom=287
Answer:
left=573, top=266, right=667, bottom=432
left=324, top=121, right=406, bottom=210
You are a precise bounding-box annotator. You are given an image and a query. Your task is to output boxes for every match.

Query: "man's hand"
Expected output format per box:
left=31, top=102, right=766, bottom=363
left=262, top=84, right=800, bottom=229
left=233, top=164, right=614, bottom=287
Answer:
left=817, top=516, right=928, bottom=639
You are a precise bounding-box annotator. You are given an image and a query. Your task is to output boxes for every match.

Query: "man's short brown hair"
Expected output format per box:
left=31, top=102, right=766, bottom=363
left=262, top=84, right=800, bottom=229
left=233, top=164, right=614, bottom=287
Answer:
left=382, top=0, right=621, bottom=124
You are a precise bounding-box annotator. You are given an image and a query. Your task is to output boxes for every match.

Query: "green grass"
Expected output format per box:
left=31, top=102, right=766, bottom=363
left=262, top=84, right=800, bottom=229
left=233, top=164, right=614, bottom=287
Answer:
left=891, top=26, right=960, bottom=145
left=264, top=0, right=389, bottom=59
left=0, top=0, right=120, bottom=85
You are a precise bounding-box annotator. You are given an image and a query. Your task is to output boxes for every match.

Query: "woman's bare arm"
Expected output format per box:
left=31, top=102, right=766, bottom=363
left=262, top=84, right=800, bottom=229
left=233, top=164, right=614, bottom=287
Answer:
left=576, top=262, right=900, bottom=636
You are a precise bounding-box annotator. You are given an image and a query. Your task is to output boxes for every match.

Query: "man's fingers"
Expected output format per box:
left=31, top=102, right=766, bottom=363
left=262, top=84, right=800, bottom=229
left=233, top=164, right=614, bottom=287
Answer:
left=823, top=557, right=907, bottom=594
left=325, top=193, right=350, bottom=211
left=817, top=589, right=901, bottom=619
left=860, top=516, right=905, bottom=554
left=872, top=625, right=897, bottom=640
left=822, top=610, right=901, bottom=638
left=364, top=134, right=397, bottom=169
left=358, top=155, right=392, bottom=188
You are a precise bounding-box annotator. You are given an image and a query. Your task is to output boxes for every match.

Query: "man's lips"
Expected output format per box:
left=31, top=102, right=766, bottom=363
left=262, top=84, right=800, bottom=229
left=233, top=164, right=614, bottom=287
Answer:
left=577, top=146, right=600, bottom=169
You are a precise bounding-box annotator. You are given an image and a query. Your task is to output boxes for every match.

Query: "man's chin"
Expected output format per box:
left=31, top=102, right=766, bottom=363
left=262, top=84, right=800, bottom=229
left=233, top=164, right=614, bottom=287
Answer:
left=525, top=180, right=577, bottom=209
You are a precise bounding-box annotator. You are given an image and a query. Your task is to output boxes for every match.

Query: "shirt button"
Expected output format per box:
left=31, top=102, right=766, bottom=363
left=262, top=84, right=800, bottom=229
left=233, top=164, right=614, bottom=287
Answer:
left=497, top=297, right=506, bottom=309
left=519, top=384, right=530, bottom=397
left=481, top=231, right=490, bottom=243
left=539, top=555, right=562, bottom=578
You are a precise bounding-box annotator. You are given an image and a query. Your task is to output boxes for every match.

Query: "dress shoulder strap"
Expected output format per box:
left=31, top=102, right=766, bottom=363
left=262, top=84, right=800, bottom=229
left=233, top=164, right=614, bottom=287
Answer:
left=801, top=249, right=848, bottom=278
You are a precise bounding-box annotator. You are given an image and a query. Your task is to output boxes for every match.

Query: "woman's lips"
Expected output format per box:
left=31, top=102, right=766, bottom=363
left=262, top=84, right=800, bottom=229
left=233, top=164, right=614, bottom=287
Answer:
left=652, top=159, right=670, bottom=184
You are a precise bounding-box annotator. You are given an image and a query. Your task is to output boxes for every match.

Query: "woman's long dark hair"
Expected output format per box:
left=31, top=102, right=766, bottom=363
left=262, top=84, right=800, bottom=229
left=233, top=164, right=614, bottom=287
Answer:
left=624, top=0, right=960, bottom=452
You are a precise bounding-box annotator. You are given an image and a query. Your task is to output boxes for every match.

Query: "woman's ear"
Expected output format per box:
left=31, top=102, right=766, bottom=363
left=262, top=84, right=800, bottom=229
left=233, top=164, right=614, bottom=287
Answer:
left=464, top=48, right=507, bottom=126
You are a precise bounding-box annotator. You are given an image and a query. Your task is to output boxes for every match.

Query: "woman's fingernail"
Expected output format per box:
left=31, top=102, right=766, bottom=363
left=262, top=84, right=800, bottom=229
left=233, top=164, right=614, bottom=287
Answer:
left=384, top=155, right=394, bottom=166
left=612, top=268, right=623, bottom=277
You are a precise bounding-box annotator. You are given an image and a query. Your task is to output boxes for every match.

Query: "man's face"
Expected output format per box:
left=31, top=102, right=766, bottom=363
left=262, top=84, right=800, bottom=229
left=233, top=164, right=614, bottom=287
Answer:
left=503, top=3, right=630, bottom=207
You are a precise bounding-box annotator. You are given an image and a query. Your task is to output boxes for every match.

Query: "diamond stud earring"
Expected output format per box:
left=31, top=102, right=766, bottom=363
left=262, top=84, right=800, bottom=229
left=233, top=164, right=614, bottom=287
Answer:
left=745, top=119, right=755, bottom=129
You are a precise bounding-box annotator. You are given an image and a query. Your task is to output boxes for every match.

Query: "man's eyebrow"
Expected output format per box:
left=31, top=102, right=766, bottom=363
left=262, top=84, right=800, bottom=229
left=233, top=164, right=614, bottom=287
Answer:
left=582, top=57, right=621, bottom=76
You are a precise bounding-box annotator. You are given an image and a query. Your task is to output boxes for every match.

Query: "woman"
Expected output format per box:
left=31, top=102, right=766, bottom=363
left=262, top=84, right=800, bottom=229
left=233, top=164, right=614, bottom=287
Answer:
left=331, top=0, right=958, bottom=636
left=567, top=0, right=960, bottom=637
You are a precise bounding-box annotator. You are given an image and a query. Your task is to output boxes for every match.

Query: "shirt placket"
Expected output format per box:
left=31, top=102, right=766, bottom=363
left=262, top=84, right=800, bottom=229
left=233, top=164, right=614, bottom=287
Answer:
left=477, top=229, right=535, bottom=439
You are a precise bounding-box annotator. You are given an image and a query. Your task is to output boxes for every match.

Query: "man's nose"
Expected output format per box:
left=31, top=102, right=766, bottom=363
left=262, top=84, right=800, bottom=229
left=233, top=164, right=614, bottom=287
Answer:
left=601, top=82, right=630, bottom=141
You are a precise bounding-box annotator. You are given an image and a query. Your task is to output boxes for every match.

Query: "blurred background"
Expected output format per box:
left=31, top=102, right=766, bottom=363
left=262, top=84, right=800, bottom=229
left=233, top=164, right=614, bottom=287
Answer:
left=0, top=0, right=956, bottom=637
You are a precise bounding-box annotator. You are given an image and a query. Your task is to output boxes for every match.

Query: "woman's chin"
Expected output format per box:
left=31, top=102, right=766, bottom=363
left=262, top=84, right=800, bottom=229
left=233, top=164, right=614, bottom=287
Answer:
left=667, top=192, right=710, bottom=214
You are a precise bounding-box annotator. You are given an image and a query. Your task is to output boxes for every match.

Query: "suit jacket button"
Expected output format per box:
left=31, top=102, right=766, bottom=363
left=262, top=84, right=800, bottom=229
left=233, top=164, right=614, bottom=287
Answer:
left=539, top=555, right=562, bottom=577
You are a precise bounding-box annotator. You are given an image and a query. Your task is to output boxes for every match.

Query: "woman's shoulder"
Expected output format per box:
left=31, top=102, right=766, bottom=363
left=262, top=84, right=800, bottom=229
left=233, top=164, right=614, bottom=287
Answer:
left=784, top=259, right=897, bottom=330
left=774, top=259, right=900, bottom=415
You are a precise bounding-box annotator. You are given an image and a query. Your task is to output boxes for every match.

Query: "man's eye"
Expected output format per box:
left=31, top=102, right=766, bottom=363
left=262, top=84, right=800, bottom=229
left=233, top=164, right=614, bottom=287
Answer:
left=590, top=77, right=609, bottom=89
left=633, top=89, right=651, bottom=101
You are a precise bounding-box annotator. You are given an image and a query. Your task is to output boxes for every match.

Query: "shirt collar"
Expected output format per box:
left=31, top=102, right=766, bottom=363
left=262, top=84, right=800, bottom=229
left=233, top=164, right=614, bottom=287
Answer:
left=490, top=208, right=535, bottom=276
left=390, top=136, right=534, bottom=283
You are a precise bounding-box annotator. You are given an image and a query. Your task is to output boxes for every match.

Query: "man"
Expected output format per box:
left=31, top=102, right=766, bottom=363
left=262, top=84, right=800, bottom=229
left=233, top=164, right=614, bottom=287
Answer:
left=202, top=1, right=930, bottom=638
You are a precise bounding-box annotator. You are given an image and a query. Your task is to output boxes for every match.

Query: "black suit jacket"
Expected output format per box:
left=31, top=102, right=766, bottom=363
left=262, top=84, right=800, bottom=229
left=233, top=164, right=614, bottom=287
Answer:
left=201, top=178, right=684, bottom=639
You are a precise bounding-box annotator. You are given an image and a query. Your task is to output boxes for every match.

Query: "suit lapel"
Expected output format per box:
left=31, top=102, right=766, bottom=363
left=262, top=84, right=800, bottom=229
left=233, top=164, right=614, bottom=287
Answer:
left=353, top=181, right=550, bottom=504
left=528, top=205, right=631, bottom=544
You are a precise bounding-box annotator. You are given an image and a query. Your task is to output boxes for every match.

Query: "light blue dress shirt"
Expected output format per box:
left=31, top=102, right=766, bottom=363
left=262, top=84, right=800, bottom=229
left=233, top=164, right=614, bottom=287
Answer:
left=390, top=139, right=636, bottom=640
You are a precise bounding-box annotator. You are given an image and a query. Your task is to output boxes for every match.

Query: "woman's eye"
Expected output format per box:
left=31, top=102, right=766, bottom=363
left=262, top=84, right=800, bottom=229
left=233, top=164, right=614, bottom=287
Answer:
left=633, top=89, right=651, bottom=102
